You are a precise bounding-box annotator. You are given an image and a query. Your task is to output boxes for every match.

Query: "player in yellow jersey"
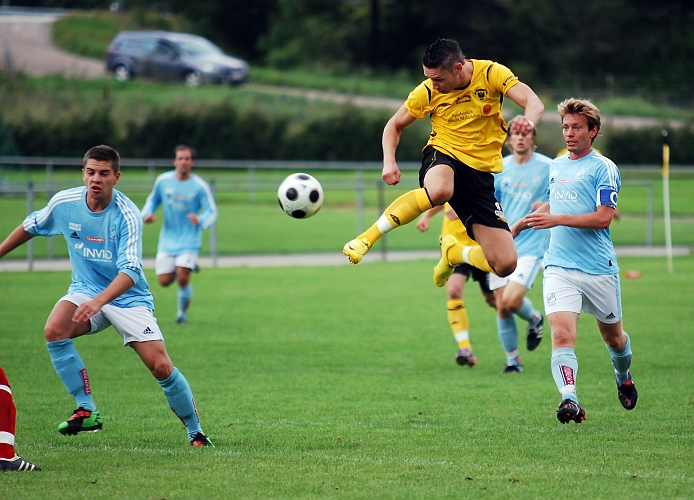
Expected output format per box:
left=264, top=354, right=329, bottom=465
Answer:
left=343, top=38, right=544, bottom=286
left=417, top=204, right=496, bottom=367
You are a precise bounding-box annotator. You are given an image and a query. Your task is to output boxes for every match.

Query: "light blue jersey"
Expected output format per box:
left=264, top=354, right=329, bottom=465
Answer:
left=23, top=187, right=154, bottom=309
left=496, top=152, right=552, bottom=257
left=141, top=172, right=218, bottom=255
left=544, top=150, right=620, bottom=275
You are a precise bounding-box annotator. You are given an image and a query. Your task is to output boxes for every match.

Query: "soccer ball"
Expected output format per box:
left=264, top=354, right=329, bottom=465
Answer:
left=277, top=173, right=324, bottom=219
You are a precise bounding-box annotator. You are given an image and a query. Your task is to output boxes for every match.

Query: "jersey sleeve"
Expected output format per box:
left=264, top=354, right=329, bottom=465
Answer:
left=487, top=62, right=519, bottom=95
left=404, top=81, right=434, bottom=119
left=116, top=203, right=145, bottom=285
left=141, top=178, right=163, bottom=218
left=22, top=195, right=62, bottom=237
left=196, top=179, right=218, bottom=230
left=595, top=158, right=621, bottom=209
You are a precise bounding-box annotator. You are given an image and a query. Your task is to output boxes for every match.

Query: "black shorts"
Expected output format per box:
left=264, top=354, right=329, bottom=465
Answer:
left=454, top=264, right=492, bottom=294
left=419, top=146, right=509, bottom=241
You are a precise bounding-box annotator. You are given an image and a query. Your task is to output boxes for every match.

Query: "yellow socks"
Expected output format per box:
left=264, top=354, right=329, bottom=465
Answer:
left=360, top=188, right=432, bottom=245
left=448, top=299, right=472, bottom=349
left=448, top=244, right=494, bottom=273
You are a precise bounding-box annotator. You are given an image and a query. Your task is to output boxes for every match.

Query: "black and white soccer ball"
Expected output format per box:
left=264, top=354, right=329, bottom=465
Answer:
left=277, top=173, right=324, bottom=219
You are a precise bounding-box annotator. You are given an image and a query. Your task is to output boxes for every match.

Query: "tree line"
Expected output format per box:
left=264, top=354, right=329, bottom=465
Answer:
left=15, top=0, right=694, bottom=93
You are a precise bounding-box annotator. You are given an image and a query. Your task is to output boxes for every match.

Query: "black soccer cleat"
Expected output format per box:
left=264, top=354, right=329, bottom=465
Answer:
left=503, top=364, right=523, bottom=373
left=57, top=407, right=103, bottom=435
left=526, top=314, right=544, bottom=351
left=0, top=455, right=41, bottom=472
left=617, top=376, right=638, bottom=410
left=190, top=432, right=214, bottom=447
left=556, top=398, right=586, bottom=424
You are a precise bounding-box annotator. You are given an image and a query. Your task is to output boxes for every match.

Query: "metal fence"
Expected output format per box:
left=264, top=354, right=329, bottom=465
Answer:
left=0, top=156, right=668, bottom=269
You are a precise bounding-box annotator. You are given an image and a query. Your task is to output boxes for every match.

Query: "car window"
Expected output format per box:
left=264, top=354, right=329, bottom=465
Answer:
left=176, top=39, right=222, bottom=57
left=153, top=41, right=177, bottom=58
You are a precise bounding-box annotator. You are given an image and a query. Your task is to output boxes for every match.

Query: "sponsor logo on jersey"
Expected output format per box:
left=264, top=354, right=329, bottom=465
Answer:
left=389, top=214, right=401, bottom=226
left=142, top=326, right=155, bottom=335
left=575, top=170, right=585, bottom=180
left=454, top=94, right=471, bottom=104
left=86, top=237, right=105, bottom=243
left=70, top=232, right=80, bottom=239
left=83, top=248, right=113, bottom=261
left=502, top=75, right=516, bottom=87
left=606, top=312, right=616, bottom=320
left=483, top=104, right=491, bottom=115
left=553, top=190, right=578, bottom=201
left=110, top=225, right=117, bottom=240
left=546, top=293, right=556, bottom=305
left=69, top=222, right=82, bottom=231
left=474, top=89, right=487, bottom=100
left=560, top=365, right=575, bottom=386
left=75, top=242, right=84, bottom=250
left=558, top=179, right=571, bottom=184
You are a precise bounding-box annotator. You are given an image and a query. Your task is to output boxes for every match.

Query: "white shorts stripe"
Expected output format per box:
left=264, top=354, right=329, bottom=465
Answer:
left=0, top=384, right=11, bottom=395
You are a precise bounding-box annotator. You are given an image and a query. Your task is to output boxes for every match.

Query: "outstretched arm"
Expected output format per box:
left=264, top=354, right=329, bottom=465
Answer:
left=382, top=105, right=417, bottom=186
left=0, top=226, right=33, bottom=259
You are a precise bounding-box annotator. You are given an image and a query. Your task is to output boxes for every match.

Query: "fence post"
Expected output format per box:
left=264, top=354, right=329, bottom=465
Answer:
left=209, top=179, right=218, bottom=268
left=27, top=181, right=34, bottom=271
left=377, top=180, right=387, bottom=261
left=148, top=160, right=156, bottom=186
left=356, top=168, right=364, bottom=235
left=248, top=166, right=256, bottom=204
left=46, top=161, right=54, bottom=259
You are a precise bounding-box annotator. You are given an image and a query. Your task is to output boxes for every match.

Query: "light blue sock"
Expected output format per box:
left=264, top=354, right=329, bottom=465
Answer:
left=158, top=367, right=202, bottom=440
left=497, top=316, right=520, bottom=365
left=515, top=297, right=540, bottom=323
left=551, top=348, right=579, bottom=402
left=46, top=339, right=97, bottom=411
left=606, top=333, right=632, bottom=384
left=177, top=285, right=192, bottom=317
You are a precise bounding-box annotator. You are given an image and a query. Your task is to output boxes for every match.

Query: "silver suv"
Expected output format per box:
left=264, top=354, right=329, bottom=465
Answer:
left=105, top=31, right=249, bottom=87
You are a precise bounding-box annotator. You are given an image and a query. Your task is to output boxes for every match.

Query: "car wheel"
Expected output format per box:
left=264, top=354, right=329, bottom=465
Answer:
left=184, top=71, right=202, bottom=88
left=114, top=64, right=131, bottom=82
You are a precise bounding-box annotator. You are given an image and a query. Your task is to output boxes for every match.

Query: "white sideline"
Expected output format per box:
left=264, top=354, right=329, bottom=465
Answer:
left=0, top=247, right=690, bottom=272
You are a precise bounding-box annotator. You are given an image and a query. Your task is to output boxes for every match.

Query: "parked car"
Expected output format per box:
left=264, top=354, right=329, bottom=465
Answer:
left=105, top=31, right=249, bottom=87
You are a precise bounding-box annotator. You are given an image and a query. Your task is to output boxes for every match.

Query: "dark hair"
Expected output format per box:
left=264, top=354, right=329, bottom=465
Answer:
left=174, top=144, right=197, bottom=160
left=422, top=39, right=465, bottom=71
left=557, top=98, right=601, bottom=143
left=83, top=145, right=120, bottom=173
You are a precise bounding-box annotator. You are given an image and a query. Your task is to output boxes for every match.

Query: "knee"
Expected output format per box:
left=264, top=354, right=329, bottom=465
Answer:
left=425, top=184, right=454, bottom=206
left=178, top=276, right=190, bottom=288
left=447, top=288, right=462, bottom=301
left=44, top=322, right=68, bottom=342
left=158, top=276, right=174, bottom=287
left=151, top=359, right=175, bottom=381
left=551, top=328, right=575, bottom=348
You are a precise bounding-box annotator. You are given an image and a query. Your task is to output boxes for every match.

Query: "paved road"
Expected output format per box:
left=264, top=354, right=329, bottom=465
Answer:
left=0, top=246, right=689, bottom=273
left=0, top=12, right=684, bottom=130
left=0, top=12, right=105, bottom=78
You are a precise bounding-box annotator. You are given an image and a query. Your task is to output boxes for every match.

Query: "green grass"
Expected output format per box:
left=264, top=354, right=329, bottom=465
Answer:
left=0, top=256, right=693, bottom=498
left=1, top=170, right=693, bottom=260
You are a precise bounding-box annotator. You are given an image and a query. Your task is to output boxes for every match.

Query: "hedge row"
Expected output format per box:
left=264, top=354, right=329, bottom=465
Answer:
left=5, top=103, right=694, bottom=164
left=6, top=103, right=423, bottom=161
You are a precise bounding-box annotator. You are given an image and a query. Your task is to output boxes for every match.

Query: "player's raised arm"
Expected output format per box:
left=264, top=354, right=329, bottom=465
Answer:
left=382, top=105, right=417, bottom=186
left=506, top=82, right=544, bottom=135
left=141, top=177, right=163, bottom=222
left=0, top=226, right=33, bottom=259
left=196, top=178, right=218, bottom=230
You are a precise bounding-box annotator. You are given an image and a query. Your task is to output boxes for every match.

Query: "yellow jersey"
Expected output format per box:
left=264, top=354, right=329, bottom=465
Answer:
left=441, top=203, right=477, bottom=247
left=405, top=59, right=519, bottom=173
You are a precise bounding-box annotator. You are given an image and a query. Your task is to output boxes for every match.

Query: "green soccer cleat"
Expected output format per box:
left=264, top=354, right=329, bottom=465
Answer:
left=433, top=234, right=457, bottom=287
left=58, top=407, right=103, bottom=435
left=343, top=238, right=371, bottom=265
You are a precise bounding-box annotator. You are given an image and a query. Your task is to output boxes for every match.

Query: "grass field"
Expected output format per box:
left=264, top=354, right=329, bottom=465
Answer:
left=0, top=255, right=693, bottom=498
